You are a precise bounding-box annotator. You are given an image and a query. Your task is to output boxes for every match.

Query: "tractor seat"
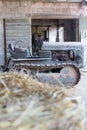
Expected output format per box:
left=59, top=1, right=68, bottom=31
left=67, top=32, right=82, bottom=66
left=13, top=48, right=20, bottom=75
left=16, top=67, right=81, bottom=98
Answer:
left=8, top=44, right=28, bottom=59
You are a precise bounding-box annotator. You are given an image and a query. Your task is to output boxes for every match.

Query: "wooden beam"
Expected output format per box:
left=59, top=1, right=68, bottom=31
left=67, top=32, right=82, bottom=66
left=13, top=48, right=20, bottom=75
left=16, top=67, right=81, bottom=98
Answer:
left=29, top=17, right=32, bottom=56
left=3, top=19, right=7, bottom=65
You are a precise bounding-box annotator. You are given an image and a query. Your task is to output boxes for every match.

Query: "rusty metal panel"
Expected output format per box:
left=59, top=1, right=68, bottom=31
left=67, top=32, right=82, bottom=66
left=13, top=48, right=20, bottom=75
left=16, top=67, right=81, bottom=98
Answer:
left=5, top=19, right=30, bottom=50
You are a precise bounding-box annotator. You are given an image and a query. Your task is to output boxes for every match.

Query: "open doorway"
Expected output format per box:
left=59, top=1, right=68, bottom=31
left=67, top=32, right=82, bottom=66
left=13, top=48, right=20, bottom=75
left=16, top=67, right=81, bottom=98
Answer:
left=31, top=19, right=79, bottom=43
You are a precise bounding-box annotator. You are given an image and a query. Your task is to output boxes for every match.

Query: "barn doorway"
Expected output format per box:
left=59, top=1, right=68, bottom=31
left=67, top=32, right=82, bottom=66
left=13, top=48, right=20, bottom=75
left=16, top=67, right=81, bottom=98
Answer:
left=31, top=19, right=79, bottom=43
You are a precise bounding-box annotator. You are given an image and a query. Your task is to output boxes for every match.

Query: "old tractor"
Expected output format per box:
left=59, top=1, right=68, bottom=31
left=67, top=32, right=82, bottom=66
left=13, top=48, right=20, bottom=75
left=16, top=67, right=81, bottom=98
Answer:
left=4, top=33, right=85, bottom=87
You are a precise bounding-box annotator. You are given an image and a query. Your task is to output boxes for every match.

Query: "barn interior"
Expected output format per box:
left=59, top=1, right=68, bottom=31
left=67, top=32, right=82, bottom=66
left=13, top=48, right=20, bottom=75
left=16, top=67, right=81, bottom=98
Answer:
left=32, top=19, right=79, bottom=43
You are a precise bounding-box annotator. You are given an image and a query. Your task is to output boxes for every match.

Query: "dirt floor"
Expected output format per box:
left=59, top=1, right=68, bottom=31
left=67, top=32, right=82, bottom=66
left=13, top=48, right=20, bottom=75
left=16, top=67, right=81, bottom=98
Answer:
left=36, top=70, right=87, bottom=130
left=75, top=70, right=87, bottom=104
left=75, top=71, right=87, bottom=130
left=36, top=70, right=87, bottom=103
left=36, top=70, right=87, bottom=106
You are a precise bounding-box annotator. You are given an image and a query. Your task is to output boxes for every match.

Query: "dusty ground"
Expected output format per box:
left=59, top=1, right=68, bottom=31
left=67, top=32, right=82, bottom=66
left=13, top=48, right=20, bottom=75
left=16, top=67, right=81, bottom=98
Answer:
left=75, top=71, right=87, bottom=130
left=36, top=70, right=87, bottom=130
left=36, top=70, right=87, bottom=104
left=75, top=71, right=87, bottom=105
left=36, top=70, right=87, bottom=107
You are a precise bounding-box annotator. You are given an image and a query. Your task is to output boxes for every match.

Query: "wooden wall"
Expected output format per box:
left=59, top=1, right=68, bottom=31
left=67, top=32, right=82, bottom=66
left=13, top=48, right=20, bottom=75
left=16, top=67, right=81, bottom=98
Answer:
left=0, top=1, right=86, bottom=18
left=5, top=19, right=30, bottom=48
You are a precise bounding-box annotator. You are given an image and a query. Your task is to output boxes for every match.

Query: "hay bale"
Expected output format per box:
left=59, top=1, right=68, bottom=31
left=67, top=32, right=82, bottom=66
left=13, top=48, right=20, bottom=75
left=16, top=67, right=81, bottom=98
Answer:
left=0, top=72, right=85, bottom=130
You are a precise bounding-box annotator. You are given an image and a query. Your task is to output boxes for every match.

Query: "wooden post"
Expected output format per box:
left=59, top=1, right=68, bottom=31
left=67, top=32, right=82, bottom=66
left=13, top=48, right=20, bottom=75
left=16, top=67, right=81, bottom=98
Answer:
left=29, top=17, right=32, bottom=56
left=75, top=19, right=79, bottom=41
left=3, top=19, right=7, bottom=65
left=56, top=20, right=59, bottom=42
left=47, top=26, right=49, bottom=42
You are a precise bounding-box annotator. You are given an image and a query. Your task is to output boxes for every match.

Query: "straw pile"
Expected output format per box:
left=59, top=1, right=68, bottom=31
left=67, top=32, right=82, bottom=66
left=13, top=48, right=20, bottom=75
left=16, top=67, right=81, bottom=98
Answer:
left=0, top=72, right=85, bottom=130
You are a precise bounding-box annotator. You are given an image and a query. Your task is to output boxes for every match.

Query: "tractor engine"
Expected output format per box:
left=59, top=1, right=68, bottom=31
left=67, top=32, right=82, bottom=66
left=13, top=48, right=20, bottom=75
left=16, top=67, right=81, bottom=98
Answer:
left=41, top=42, right=84, bottom=68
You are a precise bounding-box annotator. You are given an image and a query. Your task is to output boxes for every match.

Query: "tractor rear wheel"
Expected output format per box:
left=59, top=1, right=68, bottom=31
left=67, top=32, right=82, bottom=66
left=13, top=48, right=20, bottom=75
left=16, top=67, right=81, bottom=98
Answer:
left=59, top=65, right=81, bottom=87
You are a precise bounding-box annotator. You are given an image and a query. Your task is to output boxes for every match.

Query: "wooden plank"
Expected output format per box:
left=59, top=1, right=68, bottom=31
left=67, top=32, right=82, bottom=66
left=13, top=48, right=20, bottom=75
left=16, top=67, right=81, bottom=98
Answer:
left=5, top=19, right=30, bottom=49
left=79, top=18, right=87, bottom=30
